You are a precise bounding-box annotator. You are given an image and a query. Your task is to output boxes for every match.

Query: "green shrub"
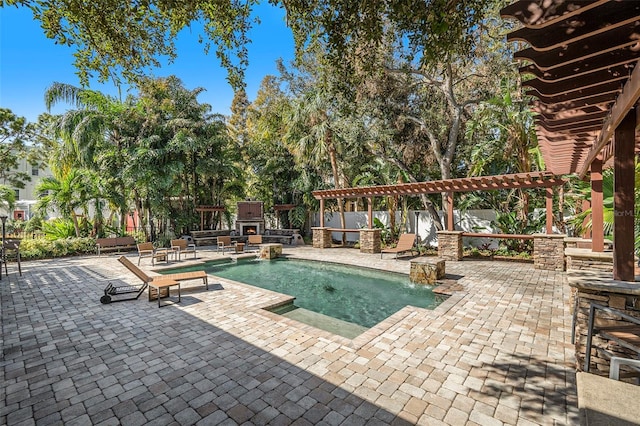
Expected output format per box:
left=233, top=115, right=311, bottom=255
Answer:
left=18, top=237, right=96, bottom=260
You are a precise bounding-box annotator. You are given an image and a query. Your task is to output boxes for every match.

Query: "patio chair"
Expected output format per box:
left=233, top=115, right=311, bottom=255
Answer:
left=381, top=233, right=417, bottom=259
left=247, top=234, right=262, bottom=250
left=137, top=242, right=173, bottom=266
left=1, top=239, right=21, bottom=279
left=171, top=239, right=197, bottom=261
left=118, top=256, right=209, bottom=301
left=217, top=236, right=235, bottom=254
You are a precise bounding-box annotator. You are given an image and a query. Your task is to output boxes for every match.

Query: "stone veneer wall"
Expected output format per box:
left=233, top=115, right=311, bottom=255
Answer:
left=359, top=229, right=381, bottom=254
left=410, top=258, right=445, bottom=284
left=311, top=227, right=332, bottom=248
left=437, top=231, right=463, bottom=261
left=259, top=243, right=282, bottom=260
left=533, top=234, right=566, bottom=271
left=570, top=275, right=640, bottom=376
left=565, top=248, right=613, bottom=273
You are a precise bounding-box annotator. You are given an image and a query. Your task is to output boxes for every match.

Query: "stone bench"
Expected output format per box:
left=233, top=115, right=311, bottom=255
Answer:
left=565, top=247, right=613, bottom=273
left=191, top=230, right=230, bottom=246
left=410, top=258, right=445, bottom=285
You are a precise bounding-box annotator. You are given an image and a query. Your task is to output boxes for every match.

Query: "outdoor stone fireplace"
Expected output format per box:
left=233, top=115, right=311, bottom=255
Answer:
left=235, top=201, right=265, bottom=236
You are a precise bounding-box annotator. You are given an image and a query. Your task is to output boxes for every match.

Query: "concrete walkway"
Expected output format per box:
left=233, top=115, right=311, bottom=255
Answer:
left=1, top=247, right=578, bottom=425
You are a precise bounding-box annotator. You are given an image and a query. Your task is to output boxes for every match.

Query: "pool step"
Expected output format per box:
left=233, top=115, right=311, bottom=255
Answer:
left=271, top=304, right=367, bottom=339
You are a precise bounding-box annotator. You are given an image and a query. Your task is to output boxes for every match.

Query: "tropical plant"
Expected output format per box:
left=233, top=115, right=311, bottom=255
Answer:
left=40, top=218, right=76, bottom=240
left=35, top=168, right=95, bottom=237
left=465, top=78, right=543, bottom=222
left=568, top=163, right=640, bottom=252
left=288, top=205, right=307, bottom=231
left=373, top=217, right=392, bottom=246
left=492, top=211, right=545, bottom=253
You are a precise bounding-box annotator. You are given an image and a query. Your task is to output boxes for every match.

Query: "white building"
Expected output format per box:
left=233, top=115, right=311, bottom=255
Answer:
left=1, top=155, right=53, bottom=221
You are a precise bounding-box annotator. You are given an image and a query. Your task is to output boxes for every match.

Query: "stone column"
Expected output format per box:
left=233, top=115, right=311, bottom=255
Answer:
left=533, top=234, right=566, bottom=271
left=259, top=243, right=282, bottom=259
left=312, top=227, right=332, bottom=248
left=437, top=231, right=463, bottom=261
left=410, top=258, right=446, bottom=284
left=569, top=274, right=640, bottom=375
left=359, top=229, right=381, bottom=254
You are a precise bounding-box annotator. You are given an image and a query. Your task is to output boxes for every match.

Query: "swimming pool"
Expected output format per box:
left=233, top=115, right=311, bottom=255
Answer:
left=163, top=258, right=441, bottom=335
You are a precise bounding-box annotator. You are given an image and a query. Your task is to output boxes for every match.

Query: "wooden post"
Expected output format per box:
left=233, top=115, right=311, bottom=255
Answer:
left=319, top=199, right=325, bottom=227
left=613, top=110, right=636, bottom=281
left=546, top=187, right=553, bottom=234
left=591, top=157, right=604, bottom=252
left=447, top=191, right=454, bottom=231
left=367, top=197, right=373, bottom=229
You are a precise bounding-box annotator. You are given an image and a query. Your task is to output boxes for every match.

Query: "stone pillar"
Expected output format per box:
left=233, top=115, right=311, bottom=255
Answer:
left=410, top=258, right=446, bottom=284
left=359, top=229, right=381, bottom=254
left=533, top=234, right=566, bottom=271
left=312, top=227, right=332, bottom=249
left=569, top=274, right=640, bottom=375
left=437, top=231, right=463, bottom=261
left=259, top=243, right=282, bottom=259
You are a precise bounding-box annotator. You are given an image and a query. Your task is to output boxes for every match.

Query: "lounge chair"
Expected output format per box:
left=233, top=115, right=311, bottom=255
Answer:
left=381, top=233, right=417, bottom=259
left=217, top=236, right=235, bottom=253
left=118, top=256, right=209, bottom=303
left=171, top=239, right=197, bottom=261
left=137, top=242, right=173, bottom=266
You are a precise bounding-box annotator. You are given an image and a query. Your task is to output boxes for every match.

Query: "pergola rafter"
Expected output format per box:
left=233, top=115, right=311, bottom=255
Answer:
left=312, top=172, right=564, bottom=200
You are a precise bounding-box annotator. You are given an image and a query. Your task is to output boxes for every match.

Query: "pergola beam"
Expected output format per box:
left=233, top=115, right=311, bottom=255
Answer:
left=579, top=59, right=640, bottom=178
left=312, top=172, right=565, bottom=200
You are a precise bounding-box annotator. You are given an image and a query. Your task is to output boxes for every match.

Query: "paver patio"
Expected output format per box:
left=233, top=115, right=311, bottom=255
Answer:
left=1, top=247, right=578, bottom=425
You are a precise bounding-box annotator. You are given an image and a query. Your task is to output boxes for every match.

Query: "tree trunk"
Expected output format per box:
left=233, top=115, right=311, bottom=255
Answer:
left=71, top=209, right=81, bottom=237
left=327, top=134, right=346, bottom=245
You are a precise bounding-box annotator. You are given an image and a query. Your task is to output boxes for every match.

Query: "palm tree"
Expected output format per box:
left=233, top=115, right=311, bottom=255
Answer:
left=35, top=168, right=93, bottom=237
left=44, top=82, right=132, bottom=233
left=286, top=91, right=348, bottom=243
left=466, top=78, right=542, bottom=222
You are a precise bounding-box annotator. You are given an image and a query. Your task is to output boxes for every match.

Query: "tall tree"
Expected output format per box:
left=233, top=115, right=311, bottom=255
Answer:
left=0, top=184, right=16, bottom=212
left=245, top=76, right=298, bottom=206
left=465, top=78, right=543, bottom=222
left=0, top=108, right=42, bottom=190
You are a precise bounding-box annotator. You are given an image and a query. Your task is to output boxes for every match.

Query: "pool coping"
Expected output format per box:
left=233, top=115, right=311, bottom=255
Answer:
left=186, top=255, right=468, bottom=351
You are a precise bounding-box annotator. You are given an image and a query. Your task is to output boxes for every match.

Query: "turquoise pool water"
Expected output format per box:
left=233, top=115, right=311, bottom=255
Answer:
left=163, top=258, right=440, bottom=329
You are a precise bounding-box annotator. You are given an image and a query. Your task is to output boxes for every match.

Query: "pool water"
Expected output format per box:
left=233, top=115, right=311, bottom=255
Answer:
left=163, top=258, right=441, bottom=331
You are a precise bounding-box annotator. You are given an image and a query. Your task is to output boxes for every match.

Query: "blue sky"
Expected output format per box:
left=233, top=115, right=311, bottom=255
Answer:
left=0, top=4, right=295, bottom=123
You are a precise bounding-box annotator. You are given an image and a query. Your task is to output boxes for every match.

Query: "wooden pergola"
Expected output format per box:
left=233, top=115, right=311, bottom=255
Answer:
left=195, top=205, right=225, bottom=231
left=312, top=171, right=566, bottom=232
left=273, top=204, right=297, bottom=228
left=502, top=0, right=640, bottom=281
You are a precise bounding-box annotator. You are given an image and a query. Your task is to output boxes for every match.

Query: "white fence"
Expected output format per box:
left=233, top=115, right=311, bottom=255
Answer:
left=314, top=209, right=498, bottom=247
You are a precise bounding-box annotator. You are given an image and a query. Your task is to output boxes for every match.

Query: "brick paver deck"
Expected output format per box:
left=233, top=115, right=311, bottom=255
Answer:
left=1, top=247, right=578, bottom=425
